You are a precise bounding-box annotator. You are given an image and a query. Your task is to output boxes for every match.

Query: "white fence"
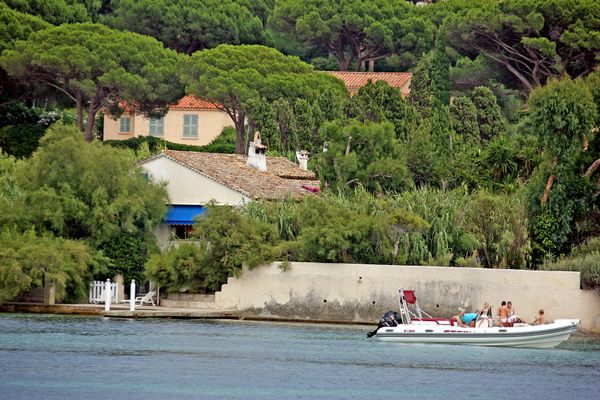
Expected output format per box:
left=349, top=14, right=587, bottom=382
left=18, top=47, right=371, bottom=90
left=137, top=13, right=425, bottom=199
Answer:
left=89, top=280, right=120, bottom=304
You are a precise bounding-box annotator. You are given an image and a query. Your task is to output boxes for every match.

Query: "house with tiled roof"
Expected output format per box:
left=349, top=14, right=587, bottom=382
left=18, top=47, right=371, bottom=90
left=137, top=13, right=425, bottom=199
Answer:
left=328, top=71, right=412, bottom=97
left=139, top=134, right=319, bottom=247
left=103, top=95, right=234, bottom=146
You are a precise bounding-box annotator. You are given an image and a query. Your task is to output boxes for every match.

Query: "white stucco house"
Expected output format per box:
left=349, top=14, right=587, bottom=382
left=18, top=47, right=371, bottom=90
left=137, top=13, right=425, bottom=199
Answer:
left=139, top=134, right=319, bottom=249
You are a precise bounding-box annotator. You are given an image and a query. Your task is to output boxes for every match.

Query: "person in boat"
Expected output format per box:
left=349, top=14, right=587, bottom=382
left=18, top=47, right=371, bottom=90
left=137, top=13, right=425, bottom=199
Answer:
left=453, top=311, right=478, bottom=327
left=476, top=302, right=493, bottom=327
left=507, top=301, right=524, bottom=325
left=498, top=301, right=509, bottom=327
left=532, top=309, right=545, bottom=325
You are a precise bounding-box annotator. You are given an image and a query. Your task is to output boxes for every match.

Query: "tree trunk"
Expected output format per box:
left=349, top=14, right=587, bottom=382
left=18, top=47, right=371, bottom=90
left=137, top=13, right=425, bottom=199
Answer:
left=234, top=112, right=246, bottom=155
left=338, top=57, right=351, bottom=71
left=356, top=59, right=365, bottom=72
left=84, top=92, right=105, bottom=142
left=585, top=158, right=600, bottom=178
left=76, top=92, right=84, bottom=132
left=368, top=59, right=375, bottom=72
left=503, top=61, right=535, bottom=93
left=345, top=136, right=352, bottom=156
left=540, top=174, right=555, bottom=206
left=392, top=238, right=399, bottom=263
left=84, top=102, right=97, bottom=142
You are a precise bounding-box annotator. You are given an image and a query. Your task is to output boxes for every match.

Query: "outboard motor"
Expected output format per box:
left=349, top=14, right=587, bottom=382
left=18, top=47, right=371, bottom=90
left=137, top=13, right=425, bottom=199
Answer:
left=367, top=311, right=401, bottom=338
left=380, top=311, right=400, bottom=327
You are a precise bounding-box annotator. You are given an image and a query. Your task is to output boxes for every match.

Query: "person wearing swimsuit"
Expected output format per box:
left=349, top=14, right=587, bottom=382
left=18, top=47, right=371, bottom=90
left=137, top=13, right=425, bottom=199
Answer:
left=498, top=301, right=509, bottom=327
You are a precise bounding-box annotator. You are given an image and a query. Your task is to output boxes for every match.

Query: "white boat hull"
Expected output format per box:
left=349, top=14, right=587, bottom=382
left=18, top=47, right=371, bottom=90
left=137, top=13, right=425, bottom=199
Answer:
left=374, top=319, right=579, bottom=348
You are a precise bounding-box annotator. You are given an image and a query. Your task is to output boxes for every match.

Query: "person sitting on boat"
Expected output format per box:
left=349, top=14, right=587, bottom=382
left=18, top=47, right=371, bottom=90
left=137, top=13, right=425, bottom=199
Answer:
left=507, top=301, right=523, bottom=325
left=476, top=302, right=493, bottom=327
left=498, top=301, right=509, bottom=327
left=532, top=309, right=545, bottom=325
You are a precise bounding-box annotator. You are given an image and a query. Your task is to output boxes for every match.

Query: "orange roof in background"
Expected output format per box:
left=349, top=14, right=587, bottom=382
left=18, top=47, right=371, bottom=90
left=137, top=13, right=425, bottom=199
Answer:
left=327, top=71, right=412, bottom=96
left=169, top=95, right=221, bottom=110
left=114, top=95, right=221, bottom=115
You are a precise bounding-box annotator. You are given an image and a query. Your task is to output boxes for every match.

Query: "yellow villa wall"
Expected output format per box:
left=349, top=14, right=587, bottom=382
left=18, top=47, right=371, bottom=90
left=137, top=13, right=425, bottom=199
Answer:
left=103, top=109, right=234, bottom=146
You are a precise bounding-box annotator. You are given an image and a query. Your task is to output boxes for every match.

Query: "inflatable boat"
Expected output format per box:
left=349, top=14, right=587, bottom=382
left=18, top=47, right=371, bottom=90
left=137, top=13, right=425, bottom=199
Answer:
left=367, top=289, right=579, bottom=348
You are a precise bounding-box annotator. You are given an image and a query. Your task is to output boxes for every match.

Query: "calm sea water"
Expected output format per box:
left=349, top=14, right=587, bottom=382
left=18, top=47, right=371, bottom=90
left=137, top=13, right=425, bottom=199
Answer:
left=0, top=313, right=599, bottom=400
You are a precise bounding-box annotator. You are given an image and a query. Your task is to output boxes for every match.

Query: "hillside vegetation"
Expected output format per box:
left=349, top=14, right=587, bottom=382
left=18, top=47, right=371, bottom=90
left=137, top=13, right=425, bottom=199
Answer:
left=0, top=0, right=598, bottom=298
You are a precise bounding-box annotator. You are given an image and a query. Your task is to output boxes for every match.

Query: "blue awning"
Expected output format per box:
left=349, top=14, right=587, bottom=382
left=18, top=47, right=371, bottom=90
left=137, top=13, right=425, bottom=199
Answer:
left=164, top=205, right=206, bottom=225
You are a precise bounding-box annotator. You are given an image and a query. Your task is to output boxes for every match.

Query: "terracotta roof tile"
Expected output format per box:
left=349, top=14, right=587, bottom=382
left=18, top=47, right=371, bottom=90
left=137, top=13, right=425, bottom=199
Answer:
left=111, top=95, right=221, bottom=116
left=328, top=71, right=412, bottom=96
left=146, top=150, right=319, bottom=200
left=169, top=95, right=221, bottom=110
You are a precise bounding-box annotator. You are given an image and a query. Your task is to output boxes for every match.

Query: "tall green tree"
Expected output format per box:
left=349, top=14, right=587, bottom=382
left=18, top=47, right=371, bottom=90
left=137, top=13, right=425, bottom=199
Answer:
left=527, top=77, right=597, bottom=260
left=450, top=96, right=479, bottom=143
left=346, top=80, right=420, bottom=140
left=317, top=120, right=413, bottom=193
left=408, top=40, right=450, bottom=113
left=105, top=0, right=266, bottom=55
left=2, top=0, right=97, bottom=24
left=472, top=86, right=506, bottom=142
left=3, top=124, right=168, bottom=249
left=0, top=3, right=50, bottom=53
left=0, top=4, right=50, bottom=105
left=430, top=38, right=451, bottom=105
left=443, top=0, right=600, bottom=93
left=182, top=44, right=347, bottom=154
left=464, top=190, right=531, bottom=269
left=0, top=228, right=91, bottom=304
left=270, top=0, right=434, bottom=71
left=1, top=23, right=184, bottom=141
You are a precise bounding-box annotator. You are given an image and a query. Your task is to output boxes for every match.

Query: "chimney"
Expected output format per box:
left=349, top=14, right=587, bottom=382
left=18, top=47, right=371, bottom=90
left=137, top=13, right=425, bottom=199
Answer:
left=296, top=150, right=309, bottom=171
left=246, top=131, right=267, bottom=171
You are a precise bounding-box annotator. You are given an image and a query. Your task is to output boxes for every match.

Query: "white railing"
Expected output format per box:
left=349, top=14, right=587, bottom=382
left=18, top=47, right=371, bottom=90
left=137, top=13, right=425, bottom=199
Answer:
left=89, top=280, right=120, bottom=304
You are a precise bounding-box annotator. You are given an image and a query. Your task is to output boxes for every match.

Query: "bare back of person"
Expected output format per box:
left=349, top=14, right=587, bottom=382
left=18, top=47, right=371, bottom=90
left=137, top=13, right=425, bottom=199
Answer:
left=498, top=305, right=509, bottom=327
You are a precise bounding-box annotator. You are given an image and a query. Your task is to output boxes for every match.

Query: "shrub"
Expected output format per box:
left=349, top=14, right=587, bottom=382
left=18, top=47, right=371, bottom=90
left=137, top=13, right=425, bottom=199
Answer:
left=0, top=229, right=91, bottom=303
left=104, top=127, right=236, bottom=154
left=145, top=243, right=206, bottom=293
left=0, top=123, right=45, bottom=158
left=541, top=251, right=600, bottom=289
left=145, top=204, right=277, bottom=293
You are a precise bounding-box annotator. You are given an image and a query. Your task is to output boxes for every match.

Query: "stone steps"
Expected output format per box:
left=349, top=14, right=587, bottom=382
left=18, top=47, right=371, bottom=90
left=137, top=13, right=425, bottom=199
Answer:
left=165, top=293, right=215, bottom=302
left=159, top=299, right=223, bottom=309
left=160, top=293, right=223, bottom=309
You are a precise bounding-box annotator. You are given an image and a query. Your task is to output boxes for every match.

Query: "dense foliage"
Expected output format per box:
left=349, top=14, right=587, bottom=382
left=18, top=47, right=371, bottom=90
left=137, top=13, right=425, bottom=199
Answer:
left=181, top=44, right=347, bottom=153
left=270, top=0, right=434, bottom=71
left=146, top=204, right=276, bottom=292
left=1, top=23, right=184, bottom=141
left=0, top=124, right=168, bottom=301
left=105, top=0, right=266, bottom=54
left=0, top=228, right=91, bottom=303
left=443, top=0, right=600, bottom=92
left=540, top=238, right=600, bottom=289
left=0, top=1, right=599, bottom=297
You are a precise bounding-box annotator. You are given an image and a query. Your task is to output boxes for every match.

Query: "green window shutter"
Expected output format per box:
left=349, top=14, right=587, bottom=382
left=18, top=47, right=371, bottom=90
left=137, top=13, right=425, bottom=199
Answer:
left=119, top=117, right=131, bottom=133
left=149, top=118, right=164, bottom=136
left=183, top=114, right=198, bottom=137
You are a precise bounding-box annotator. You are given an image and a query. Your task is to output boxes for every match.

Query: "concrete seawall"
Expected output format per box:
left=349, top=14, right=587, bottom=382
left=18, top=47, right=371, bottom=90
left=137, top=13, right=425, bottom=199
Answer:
left=215, top=262, right=600, bottom=332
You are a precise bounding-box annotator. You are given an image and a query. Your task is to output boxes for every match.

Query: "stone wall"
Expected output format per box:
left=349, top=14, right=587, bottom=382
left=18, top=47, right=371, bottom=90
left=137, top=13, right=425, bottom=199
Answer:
left=215, top=262, right=600, bottom=332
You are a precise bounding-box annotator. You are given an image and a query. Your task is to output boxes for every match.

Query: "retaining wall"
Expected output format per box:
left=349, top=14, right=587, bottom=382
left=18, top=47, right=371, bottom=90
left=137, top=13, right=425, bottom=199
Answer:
left=215, top=262, right=600, bottom=332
